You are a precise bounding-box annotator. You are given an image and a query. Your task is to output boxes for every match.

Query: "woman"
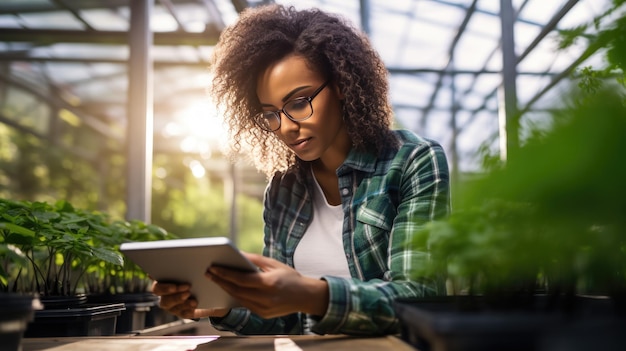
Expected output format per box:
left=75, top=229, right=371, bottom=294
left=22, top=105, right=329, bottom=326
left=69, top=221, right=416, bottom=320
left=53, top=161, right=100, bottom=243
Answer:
left=152, top=4, right=450, bottom=336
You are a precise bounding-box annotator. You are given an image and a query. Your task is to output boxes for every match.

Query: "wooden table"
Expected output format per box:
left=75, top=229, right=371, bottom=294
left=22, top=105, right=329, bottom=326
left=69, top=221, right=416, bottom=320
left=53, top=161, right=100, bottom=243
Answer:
left=22, top=335, right=417, bottom=350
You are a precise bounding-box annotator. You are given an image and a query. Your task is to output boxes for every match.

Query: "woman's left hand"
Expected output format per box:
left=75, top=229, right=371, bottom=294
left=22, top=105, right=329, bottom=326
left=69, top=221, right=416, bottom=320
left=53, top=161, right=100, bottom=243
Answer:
left=205, top=252, right=329, bottom=319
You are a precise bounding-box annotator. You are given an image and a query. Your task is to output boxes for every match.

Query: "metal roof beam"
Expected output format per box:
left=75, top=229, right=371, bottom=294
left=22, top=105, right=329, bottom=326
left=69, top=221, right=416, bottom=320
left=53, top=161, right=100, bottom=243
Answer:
left=0, top=72, right=121, bottom=140
left=50, top=0, right=96, bottom=31
left=517, top=0, right=579, bottom=62
left=457, top=1, right=529, bottom=102
left=0, top=28, right=220, bottom=46
left=388, top=67, right=557, bottom=76
left=0, top=0, right=196, bottom=14
left=431, top=0, right=544, bottom=28
left=456, top=0, right=581, bottom=137
left=231, top=0, right=248, bottom=13
left=159, top=0, right=186, bottom=31
left=201, top=0, right=226, bottom=31
left=520, top=37, right=602, bottom=115
left=0, top=112, right=105, bottom=162
left=0, top=56, right=211, bottom=67
left=359, top=0, right=371, bottom=35
left=419, top=0, right=478, bottom=129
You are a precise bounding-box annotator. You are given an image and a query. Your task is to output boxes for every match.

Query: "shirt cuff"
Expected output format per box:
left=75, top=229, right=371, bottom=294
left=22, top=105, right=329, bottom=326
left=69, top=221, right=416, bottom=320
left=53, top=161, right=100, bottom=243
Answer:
left=309, top=276, right=351, bottom=334
left=209, top=307, right=251, bottom=333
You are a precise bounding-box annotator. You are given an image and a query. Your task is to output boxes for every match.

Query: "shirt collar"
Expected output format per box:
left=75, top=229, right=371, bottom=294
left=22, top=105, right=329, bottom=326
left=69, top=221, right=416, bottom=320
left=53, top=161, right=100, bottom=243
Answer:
left=339, top=148, right=377, bottom=174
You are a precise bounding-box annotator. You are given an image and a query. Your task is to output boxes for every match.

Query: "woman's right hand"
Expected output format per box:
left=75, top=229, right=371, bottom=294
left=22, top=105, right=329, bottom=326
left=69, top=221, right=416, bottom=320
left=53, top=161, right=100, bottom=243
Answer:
left=151, top=281, right=230, bottom=320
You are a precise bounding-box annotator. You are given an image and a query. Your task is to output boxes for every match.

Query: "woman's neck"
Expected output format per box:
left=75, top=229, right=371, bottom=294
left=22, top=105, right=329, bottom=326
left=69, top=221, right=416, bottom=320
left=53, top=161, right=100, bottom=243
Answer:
left=314, top=132, right=352, bottom=173
left=311, top=145, right=351, bottom=206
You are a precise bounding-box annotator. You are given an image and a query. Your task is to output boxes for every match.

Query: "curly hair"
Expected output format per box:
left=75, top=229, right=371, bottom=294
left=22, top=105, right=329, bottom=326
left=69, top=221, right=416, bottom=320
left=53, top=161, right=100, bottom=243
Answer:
left=210, top=4, right=396, bottom=177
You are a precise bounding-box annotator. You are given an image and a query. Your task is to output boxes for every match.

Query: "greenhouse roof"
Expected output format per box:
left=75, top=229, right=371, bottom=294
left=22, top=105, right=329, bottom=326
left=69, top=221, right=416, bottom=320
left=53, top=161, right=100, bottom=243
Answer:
left=0, top=0, right=617, bottom=173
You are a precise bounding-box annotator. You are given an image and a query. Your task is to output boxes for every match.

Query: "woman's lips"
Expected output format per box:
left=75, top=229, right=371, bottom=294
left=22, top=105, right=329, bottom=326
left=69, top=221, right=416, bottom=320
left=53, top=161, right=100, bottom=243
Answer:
left=290, top=137, right=312, bottom=151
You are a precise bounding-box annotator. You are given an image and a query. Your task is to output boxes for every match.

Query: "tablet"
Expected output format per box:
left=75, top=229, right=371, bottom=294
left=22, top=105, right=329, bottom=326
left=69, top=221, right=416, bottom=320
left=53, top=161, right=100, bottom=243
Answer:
left=119, top=236, right=258, bottom=309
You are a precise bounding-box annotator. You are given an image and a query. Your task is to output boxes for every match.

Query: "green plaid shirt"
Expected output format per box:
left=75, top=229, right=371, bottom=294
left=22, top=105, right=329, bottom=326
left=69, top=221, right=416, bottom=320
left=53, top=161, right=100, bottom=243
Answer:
left=211, top=129, right=450, bottom=335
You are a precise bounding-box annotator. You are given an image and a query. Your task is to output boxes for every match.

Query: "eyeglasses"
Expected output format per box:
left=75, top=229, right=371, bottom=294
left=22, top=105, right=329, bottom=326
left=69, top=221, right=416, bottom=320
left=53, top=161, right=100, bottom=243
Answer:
left=254, top=80, right=329, bottom=132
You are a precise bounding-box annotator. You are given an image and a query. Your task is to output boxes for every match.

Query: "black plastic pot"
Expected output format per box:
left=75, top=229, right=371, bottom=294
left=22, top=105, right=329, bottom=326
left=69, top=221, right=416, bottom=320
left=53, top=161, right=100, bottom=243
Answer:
left=88, top=292, right=159, bottom=334
left=25, top=296, right=125, bottom=338
left=37, top=294, right=88, bottom=309
left=393, top=295, right=625, bottom=351
left=539, top=317, right=626, bottom=351
left=0, top=293, right=41, bottom=351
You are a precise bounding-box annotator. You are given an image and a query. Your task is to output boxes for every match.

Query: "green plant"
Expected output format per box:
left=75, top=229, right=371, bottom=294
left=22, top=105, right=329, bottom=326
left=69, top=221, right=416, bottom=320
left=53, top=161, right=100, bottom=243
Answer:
left=560, top=0, right=626, bottom=96
left=413, top=1, right=626, bottom=301
left=0, top=243, right=28, bottom=292
left=0, top=198, right=123, bottom=296
left=84, top=219, right=177, bottom=295
left=415, top=86, right=626, bottom=299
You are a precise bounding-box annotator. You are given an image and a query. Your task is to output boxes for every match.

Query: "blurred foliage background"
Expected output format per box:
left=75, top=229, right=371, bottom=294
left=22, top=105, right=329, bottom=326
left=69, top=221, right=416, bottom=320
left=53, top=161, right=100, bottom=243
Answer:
left=414, top=1, right=626, bottom=297
left=1, top=0, right=624, bottom=264
left=0, top=121, right=265, bottom=254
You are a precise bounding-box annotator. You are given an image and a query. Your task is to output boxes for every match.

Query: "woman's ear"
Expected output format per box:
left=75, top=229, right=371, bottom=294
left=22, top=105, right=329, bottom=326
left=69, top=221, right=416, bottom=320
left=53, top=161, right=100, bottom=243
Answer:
left=332, top=82, right=345, bottom=100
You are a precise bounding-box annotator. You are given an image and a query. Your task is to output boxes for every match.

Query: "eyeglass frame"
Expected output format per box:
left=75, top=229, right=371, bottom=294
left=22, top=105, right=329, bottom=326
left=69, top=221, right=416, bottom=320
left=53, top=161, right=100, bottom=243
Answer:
left=254, top=80, right=330, bottom=132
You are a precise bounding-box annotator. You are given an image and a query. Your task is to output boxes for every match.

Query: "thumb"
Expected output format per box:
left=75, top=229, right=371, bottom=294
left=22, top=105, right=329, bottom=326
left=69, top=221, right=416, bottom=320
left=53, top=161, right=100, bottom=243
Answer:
left=193, top=308, right=230, bottom=319
left=243, top=252, right=280, bottom=271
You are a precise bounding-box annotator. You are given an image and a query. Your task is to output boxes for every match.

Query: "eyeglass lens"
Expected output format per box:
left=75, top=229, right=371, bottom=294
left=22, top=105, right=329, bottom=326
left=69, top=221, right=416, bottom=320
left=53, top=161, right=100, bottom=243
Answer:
left=260, top=98, right=312, bottom=131
left=257, top=80, right=329, bottom=132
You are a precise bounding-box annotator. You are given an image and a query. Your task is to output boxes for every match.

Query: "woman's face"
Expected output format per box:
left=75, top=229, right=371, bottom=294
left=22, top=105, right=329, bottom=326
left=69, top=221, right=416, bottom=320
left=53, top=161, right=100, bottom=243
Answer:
left=256, top=54, right=350, bottom=165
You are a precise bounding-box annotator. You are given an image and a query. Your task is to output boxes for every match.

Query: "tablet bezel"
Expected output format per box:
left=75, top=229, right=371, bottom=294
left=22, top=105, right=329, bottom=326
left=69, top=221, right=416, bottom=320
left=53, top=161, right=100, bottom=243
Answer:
left=120, top=236, right=257, bottom=309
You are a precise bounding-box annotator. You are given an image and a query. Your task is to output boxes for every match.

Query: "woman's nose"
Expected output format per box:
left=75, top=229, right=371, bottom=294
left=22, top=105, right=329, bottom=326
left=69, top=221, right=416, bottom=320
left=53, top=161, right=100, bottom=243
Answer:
left=278, top=112, right=300, bottom=133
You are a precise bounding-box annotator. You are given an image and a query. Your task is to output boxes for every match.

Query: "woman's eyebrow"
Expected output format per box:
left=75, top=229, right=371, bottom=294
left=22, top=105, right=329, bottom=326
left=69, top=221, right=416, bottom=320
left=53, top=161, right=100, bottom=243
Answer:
left=259, top=85, right=312, bottom=108
left=282, top=85, right=311, bottom=102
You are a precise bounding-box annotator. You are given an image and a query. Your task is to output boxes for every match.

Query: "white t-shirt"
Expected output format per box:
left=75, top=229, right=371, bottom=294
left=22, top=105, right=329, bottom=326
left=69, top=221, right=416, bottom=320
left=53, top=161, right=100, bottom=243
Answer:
left=293, top=172, right=351, bottom=279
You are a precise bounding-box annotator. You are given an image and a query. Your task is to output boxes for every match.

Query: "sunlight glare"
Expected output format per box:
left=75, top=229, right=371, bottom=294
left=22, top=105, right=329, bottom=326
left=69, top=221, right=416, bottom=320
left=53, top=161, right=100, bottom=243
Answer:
left=174, top=98, right=228, bottom=157
left=189, top=160, right=206, bottom=178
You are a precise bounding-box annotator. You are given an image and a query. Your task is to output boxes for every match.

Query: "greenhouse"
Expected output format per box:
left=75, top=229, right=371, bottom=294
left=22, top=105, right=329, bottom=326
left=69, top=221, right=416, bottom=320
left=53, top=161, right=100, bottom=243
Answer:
left=1, top=0, right=625, bottom=350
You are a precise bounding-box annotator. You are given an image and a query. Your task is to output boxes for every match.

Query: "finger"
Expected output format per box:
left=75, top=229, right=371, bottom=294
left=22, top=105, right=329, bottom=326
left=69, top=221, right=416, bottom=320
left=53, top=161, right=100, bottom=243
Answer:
left=207, top=266, right=264, bottom=288
left=159, top=291, right=192, bottom=309
left=210, top=273, right=243, bottom=295
left=210, top=273, right=266, bottom=304
left=169, top=299, right=198, bottom=319
left=193, top=308, right=230, bottom=319
left=242, top=252, right=274, bottom=266
left=152, top=282, right=191, bottom=296
left=243, top=252, right=280, bottom=270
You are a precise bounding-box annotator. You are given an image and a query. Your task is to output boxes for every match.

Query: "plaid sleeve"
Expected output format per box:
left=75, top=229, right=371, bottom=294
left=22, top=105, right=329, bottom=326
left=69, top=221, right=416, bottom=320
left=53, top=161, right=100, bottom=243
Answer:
left=210, top=308, right=304, bottom=335
left=310, top=139, right=451, bottom=335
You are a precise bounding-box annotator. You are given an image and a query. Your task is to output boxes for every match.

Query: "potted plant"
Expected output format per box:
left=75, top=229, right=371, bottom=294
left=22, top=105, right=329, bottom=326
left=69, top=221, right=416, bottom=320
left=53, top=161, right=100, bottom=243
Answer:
left=394, top=4, right=626, bottom=350
left=395, top=87, right=626, bottom=351
left=0, top=240, right=42, bottom=351
left=401, top=75, right=626, bottom=349
left=85, top=219, right=178, bottom=334
left=0, top=198, right=126, bottom=337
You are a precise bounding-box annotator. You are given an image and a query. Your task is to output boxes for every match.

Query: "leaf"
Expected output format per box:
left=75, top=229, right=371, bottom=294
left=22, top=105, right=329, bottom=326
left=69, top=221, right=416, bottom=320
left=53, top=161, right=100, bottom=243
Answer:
left=146, top=224, right=169, bottom=239
left=32, top=209, right=60, bottom=223
left=92, top=247, right=124, bottom=266
left=557, top=24, right=589, bottom=50
left=5, top=233, right=37, bottom=246
left=0, top=222, right=36, bottom=237
left=54, top=200, right=75, bottom=213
